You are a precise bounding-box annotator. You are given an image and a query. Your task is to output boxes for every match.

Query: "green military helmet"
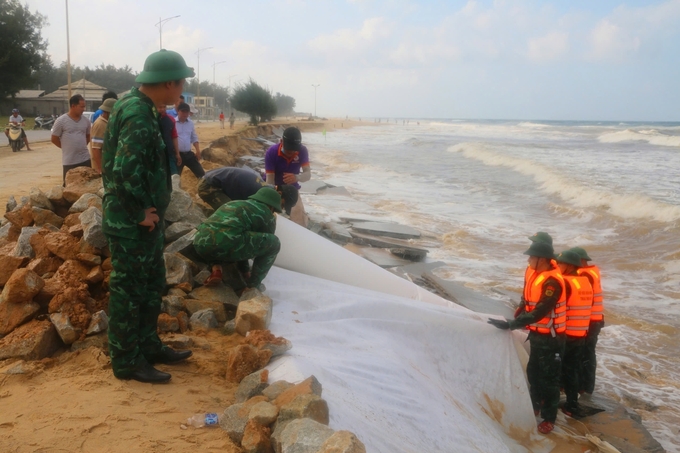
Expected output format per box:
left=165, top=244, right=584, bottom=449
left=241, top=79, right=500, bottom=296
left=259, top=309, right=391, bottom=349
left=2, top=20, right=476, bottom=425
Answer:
left=523, top=241, right=555, bottom=259
left=135, top=49, right=195, bottom=84
left=569, top=246, right=592, bottom=261
left=528, top=231, right=553, bottom=245
left=555, top=250, right=582, bottom=267
left=249, top=187, right=282, bottom=213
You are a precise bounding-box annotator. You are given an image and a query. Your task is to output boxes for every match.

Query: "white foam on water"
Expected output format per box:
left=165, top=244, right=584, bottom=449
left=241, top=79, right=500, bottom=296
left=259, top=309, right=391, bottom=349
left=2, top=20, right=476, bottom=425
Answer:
left=598, top=129, right=680, bottom=147
left=448, top=142, right=680, bottom=223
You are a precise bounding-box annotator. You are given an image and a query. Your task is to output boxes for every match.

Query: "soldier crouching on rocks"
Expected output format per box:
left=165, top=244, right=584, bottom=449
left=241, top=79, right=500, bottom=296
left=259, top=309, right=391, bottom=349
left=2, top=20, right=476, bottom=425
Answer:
left=193, top=187, right=282, bottom=292
left=101, top=49, right=195, bottom=384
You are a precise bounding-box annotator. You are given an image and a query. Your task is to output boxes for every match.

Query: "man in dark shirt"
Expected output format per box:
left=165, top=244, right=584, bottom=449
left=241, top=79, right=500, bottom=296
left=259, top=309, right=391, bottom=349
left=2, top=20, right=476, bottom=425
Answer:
left=197, top=166, right=298, bottom=214
left=488, top=241, right=566, bottom=434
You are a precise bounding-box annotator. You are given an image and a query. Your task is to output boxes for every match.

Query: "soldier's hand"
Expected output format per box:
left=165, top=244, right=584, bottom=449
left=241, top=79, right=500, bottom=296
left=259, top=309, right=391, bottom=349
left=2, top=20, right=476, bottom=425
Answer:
left=487, top=318, right=510, bottom=330
left=139, top=207, right=159, bottom=232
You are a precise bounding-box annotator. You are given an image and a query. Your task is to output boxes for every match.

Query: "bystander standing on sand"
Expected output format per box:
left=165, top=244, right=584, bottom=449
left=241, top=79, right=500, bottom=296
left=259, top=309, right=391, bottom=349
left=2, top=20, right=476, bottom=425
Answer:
left=51, top=94, right=92, bottom=185
left=89, top=98, right=116, bottom=174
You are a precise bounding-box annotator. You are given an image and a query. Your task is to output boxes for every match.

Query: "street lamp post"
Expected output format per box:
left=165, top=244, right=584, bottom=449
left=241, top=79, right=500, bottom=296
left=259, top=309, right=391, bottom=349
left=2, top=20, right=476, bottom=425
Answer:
left=212, top=61, right=227, bottom=114
left=312, top=84, right=320, bottom=118
left=195, top=47, right=213, bottom=119
left=227, top=74, right=238, bottom=114
left=65, top=0, right=72, bottom=99
left=155, top=15, right=180, bottom=50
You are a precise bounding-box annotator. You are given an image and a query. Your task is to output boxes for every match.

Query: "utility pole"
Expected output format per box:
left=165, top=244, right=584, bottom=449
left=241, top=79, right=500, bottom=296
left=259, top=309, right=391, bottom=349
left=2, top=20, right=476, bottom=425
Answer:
left=227, top=74, right=238, bottom=114
left=312, top=84, right=320, bottom=118
left=155, top=15, right=180, bottom=50
left=212, top=61, right=227, bottom=115
left=65, top=0, right=71, bottom=100
left=195, top=47, right=213, bottom=119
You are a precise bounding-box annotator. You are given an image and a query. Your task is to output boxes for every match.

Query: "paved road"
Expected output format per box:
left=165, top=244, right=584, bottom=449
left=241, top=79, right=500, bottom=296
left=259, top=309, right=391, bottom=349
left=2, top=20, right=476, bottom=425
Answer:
left=0, top=129, right=53, bottom=147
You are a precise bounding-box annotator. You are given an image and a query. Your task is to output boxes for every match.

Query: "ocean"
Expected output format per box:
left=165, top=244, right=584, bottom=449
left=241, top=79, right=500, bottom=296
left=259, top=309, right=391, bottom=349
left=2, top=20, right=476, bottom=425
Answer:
left=301, top=119, right=680, bottom=452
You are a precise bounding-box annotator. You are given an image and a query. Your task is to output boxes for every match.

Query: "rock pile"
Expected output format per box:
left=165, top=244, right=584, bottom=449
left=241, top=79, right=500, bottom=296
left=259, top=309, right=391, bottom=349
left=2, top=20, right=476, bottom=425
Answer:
left=0, top=165, right=366, bottom=452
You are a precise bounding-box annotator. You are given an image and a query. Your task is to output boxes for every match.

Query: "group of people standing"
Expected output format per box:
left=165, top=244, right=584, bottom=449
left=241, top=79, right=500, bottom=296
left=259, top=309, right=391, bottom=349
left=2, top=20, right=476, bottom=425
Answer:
left=488, top=232, right=604, bottom=434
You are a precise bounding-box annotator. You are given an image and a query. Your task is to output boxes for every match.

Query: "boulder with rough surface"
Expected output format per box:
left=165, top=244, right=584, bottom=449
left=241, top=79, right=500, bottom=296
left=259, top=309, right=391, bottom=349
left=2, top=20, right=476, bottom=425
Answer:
left=0, top=320, right=62, bottom=360
left=63, top=167, right=102, bottom=203
left=79, top=207, right=107, bottom=248
left=235, top=292, right=273, bottom=336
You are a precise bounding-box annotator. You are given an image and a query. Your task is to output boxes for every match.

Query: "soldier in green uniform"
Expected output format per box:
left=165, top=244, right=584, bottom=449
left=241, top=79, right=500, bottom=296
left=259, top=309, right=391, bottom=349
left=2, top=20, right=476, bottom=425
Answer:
left=193, top=187, right=282, bottom=289
left=488, top=241, right=567, bottom=434
left=102, top=49, right=195, bottom=383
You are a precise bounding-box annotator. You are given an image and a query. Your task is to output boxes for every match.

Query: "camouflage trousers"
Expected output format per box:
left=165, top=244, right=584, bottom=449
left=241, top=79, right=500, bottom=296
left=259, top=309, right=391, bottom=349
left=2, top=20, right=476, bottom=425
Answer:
left=562, top=337, right=585, bottom=408
left=194, top=231, right=280, bottom=288
left=581, top=320, right=603, bottom=394
left=197, top=177, right=231, bottom=211
left=106, top=232, right=165, bottom=377
left=527, top=332, right=565, bottom=423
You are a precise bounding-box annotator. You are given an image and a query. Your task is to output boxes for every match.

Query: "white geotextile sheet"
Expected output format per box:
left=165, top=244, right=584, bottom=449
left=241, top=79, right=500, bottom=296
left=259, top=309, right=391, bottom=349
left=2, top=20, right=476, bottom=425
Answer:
left=274, top=216, right=451, bottom=307
left=264, top=267, right=553, bottom=453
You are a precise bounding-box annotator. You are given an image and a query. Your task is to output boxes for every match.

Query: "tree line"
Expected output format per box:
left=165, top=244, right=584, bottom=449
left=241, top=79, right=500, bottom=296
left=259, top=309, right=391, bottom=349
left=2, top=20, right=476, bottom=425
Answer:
left=1, top=0, right=296, bottom=124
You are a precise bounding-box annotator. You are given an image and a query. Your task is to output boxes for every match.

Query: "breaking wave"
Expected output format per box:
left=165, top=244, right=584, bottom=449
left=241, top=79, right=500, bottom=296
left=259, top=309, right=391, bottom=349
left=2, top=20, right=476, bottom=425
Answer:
left=598, top=129, right=680, bottom=147
left=448, top=142, right=680, bottom=223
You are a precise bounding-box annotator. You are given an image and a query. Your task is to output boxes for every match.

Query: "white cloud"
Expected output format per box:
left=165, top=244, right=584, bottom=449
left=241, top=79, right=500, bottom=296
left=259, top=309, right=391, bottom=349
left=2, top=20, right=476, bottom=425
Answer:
left=308, top=17, right=391, bottom=54
left=527, top=32, right=569, bottom=62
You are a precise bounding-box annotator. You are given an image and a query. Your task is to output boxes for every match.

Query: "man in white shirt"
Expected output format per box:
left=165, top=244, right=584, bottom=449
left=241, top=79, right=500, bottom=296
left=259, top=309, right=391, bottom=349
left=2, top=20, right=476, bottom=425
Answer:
left=175, top=102, right=205, bottom=178
left=4, top=109, right=32, bottom=150
left=51, top=94, right=92, bottom=185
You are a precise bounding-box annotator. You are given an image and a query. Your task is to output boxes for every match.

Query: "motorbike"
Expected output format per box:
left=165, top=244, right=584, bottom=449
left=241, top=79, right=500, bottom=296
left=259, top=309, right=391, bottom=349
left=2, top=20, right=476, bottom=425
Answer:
left=34, top=114, right=55, bottom=130
left=6, top=123, right=25, bottom=152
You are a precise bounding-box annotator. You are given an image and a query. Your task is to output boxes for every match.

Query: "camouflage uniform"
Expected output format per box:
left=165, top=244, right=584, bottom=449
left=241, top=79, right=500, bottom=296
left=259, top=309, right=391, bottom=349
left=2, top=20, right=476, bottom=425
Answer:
left=193, top=200, right=279, bottom=287
left=510, top=278, right=565, bottom=423
left=101, top=87, right=171, bottom=378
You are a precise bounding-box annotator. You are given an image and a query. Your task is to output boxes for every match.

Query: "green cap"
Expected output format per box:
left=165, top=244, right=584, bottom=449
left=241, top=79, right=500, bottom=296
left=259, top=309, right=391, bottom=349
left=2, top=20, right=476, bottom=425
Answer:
left=98, top=98, right=117, bottom=113
left=249, top=187, right=282, bottom=213
left=135, top=49, right=195, bottom=84
left=555, top=250, right=582, bottom=267
left=528, top=231, right=553, bottom=245
left=523, top=241, right=555, bottom=259
left=569, top=247, right=592, bottom=261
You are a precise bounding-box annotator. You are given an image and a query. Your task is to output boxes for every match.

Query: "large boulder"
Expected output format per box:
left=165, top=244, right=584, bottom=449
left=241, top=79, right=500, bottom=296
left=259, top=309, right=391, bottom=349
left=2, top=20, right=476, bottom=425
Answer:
left=165, top=189, right=193, bottom=222
left=29, top=187, right=54, bottom=211
left=79, top=207, right=107, bottom=248
left=4, top=203, right=33, bottom=228
left=241, top=419, right=273, bottom=453
left=31, top=207, right=63, bottom=228
left=69, top=193, right=102, bottom=213
left=185, top=299, right=227, bottom=322
left=63, top=167, right=103, bottom=203
left=26, top=256, right=63, bottom=278
left=226, top=344, right=273, bottom=384
left=0, top=319, right=62, bottom=360
left=274, top=418, right=334, bottom=453
left=50, top=312, right=80, bottom=345
left=11, top=226, right=42, bottom=258
left=235, top=369, right=269, bottom=403
left=189, top=308, right=218, bottom=330
left=277, top=394, right=329, bottom=426
left=235, top=292, right=273, bottom=336
left=187, top=284, right=239, bottom=307
left=44, top=232, right=80, bottom=261
left=0, top=255, right=28, bottom=286
left=0, top=268, right=44, bottom=305
left=164, top=253, right=192, bottom=287
left=164, top=221, right=195, bottom=243
left=273, top=376, right=323, bottom=408
left=316, top=431, right=366, bottom=453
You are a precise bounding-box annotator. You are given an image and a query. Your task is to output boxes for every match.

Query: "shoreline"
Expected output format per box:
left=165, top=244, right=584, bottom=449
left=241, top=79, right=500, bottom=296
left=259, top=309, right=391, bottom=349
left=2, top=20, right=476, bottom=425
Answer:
left=0, top=119, right=667, bottom=453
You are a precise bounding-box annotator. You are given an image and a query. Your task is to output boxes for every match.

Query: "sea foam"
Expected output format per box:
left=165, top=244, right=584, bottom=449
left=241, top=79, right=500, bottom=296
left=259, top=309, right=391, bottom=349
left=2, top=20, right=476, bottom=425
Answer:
left=598, top=129, right=680, bottom=147
left=448, top=142, right=680, bottom=223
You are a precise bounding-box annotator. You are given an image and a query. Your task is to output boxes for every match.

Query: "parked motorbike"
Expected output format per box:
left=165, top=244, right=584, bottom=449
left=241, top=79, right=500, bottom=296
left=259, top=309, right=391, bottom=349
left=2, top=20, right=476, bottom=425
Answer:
left=7, top=123, right=25, bottom=152
left=34, top=114, right=55, bottom=130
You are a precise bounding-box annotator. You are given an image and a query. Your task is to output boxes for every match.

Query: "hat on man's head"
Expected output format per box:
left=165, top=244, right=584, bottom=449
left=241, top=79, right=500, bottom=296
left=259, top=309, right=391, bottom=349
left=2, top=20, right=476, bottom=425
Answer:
left=277, top=184, right=299, bottom=215
left=177, top=102, right=191, bottom=112
left=135, top=49, right=195, bottom=84
left=282, top=127, right=302, bottom=151
left=556, top=250, right=582, bottom=267
left=529, top=231, right=553, bottom=245
left=569, top=247, right=592, bottom=261
left=523, top=241, right=555, bottom=259
left=99, top=98, right=117, bottom=113
left=11, top=109, right=19, bottom=113
left=249, top=187, right=282, bottom=213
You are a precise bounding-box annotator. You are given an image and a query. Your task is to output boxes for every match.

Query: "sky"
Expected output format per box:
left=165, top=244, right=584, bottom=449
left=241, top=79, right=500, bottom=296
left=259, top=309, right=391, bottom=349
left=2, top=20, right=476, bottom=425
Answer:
left=22, top=0, right=680, bottom=121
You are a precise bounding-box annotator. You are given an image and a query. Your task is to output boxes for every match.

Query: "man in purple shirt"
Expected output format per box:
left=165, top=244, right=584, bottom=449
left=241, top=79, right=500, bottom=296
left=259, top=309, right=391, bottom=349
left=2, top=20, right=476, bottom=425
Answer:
left=265, top=127, right=310, bottom=227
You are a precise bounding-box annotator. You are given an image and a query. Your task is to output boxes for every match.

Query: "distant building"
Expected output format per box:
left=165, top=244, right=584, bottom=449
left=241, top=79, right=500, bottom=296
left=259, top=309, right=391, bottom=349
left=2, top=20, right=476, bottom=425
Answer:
left=194, top=96, right=215, bottom=118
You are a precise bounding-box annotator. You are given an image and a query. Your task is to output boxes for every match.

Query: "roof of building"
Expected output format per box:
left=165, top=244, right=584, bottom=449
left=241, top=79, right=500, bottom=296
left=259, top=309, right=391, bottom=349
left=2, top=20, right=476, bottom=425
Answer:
left=41, top=78, right=110, bottom=100
left=14, top=90, right=45, bottom=99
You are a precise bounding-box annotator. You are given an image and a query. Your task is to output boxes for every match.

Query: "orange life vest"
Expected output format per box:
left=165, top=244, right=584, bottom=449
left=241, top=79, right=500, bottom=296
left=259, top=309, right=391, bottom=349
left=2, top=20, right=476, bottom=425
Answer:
left=523, top=261, right=567, bottom=336
left=577, top=265, right=603, bottom=322
left=563, top=275, right=593, bottom=337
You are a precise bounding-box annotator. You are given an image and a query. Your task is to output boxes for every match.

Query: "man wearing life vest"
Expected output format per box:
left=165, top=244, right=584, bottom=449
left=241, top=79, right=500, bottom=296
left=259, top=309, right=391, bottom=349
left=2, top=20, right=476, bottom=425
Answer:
left=488, top=241, right=566, bottom=434
left=570, top=247, right=604, bottom=395
left=555, top=250, right=593, bottom=418
left=516, top=232, right=554, bottom=319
